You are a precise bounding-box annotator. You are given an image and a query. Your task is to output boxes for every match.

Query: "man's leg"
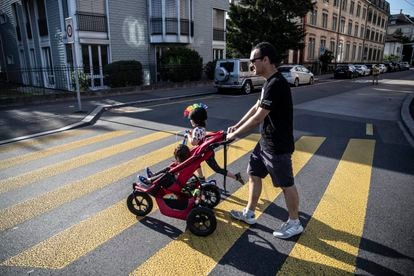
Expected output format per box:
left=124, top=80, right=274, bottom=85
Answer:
left=282, top=185, right=299, bottom=220
left=246, top=175, right=262, bottom=211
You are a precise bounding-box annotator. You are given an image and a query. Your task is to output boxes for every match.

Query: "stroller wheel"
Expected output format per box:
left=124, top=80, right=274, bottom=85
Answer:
left=127, top=192, right=153, bottom=216
left=200, top=184, right=221, bottom=208
left=186, top=207, right=217, bottom=236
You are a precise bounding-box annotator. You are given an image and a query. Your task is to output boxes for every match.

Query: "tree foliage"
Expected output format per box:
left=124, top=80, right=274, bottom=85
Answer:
left=227, top=0, right=314, bottom=62
left=160, top=47, right=203, bottom=82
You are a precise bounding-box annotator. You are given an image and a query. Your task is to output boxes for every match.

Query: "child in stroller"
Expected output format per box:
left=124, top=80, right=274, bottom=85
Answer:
left=127, top=130, right=232, bottom=236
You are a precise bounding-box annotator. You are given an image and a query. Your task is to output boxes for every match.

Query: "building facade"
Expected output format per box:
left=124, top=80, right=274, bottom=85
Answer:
left=0, top=0, right=228, bottom=90
left=386, top=12, right=414, bottom=64
left=287, top=0, right=390, bottom=65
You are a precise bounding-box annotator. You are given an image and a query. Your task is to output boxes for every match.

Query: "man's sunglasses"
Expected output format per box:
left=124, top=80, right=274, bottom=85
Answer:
left=250, top=56, right=264, bottom=63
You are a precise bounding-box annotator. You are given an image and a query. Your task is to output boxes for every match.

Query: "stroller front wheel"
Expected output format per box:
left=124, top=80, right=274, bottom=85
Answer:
left=127, top=192, right=153, bottom=216
left=186, top=207, right=217, bottom=236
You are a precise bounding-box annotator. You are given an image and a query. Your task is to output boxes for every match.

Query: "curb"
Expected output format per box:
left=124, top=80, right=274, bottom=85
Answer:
left=400, top=93, right=414, bottom=145
left=0, top=91, right=217, bottom=146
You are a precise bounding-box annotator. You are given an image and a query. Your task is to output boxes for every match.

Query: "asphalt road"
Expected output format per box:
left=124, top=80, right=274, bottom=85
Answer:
left=0, top=71, right=413, bottom=275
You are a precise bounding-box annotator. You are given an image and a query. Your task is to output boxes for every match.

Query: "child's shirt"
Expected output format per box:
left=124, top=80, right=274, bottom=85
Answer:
left=190, top=126, right=206, bottom=145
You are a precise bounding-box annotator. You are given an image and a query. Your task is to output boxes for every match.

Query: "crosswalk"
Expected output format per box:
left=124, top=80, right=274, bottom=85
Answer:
left=0, top=128, right=378, bottom=274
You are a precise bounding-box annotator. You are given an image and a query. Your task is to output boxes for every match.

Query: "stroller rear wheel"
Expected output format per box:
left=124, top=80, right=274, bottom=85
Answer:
left=200, top=184, right=221, bottom=208
left=186, top=207, right=217, bottom=236
left=127, top=192, right=153, bottom=216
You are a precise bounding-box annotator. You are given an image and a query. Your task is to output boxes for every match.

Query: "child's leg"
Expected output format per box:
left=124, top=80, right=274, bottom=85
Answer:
left=197, top=167, right=204, bottom=179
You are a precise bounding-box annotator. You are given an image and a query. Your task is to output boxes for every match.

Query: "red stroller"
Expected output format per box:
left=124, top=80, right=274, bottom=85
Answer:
left=126, top=130, right=231, bottom=236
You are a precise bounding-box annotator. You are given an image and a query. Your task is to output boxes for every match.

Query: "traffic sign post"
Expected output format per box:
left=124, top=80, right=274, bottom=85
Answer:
left=65, top=17, right=82, bottom=112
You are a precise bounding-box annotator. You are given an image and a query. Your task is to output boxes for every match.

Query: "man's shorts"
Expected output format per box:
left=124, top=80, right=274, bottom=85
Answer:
left=247, top=143, right=294, bottom=187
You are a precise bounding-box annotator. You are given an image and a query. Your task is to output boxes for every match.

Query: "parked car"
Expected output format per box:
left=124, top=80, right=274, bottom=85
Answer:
left=399, top=62, right=410, bottom=71
left=277, top=65, right=314, bottom=87
left=365, top=64, right=373, bottom=75
left=334, top=64, right=359, bottom=79
left=214, top=59, right=266, bottom=94
left=354, top=65, right=370, bottom=76
left=378, top=64, right=387, bottom=73
left=384, top=62, right=396, bottom=72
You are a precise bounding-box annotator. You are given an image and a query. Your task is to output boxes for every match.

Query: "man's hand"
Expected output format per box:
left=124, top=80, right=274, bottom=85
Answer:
left=227, top=125, right=237, bottom=133
left=226, top=131, right=237, bottom=141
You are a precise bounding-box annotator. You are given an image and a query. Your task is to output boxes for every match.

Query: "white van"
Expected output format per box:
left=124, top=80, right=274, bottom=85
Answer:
left=214, top=59, right=266, bottom=94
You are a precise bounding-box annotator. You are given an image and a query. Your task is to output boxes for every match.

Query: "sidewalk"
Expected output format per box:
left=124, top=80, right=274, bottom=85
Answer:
left=0, top=77, right=413, bottom=145
left=0, top=84, right=217, bottom=144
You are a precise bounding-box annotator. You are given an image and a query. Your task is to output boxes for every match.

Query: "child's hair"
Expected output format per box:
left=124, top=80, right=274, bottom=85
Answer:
left=174, top=144, right=191, bottom=163
left=183, top=103, right=208, bottom=127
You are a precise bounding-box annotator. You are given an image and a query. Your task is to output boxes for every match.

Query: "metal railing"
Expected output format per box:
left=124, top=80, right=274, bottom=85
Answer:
left=77, top=12, right=107, bottom=32
left=150, top=17, right=194, bottom=36
left=213, top=28, right=225, bottom=41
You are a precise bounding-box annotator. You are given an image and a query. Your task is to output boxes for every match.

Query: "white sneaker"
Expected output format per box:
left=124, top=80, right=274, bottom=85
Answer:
left=230, top=208, right=257, bottom=225
left=273, top=221, right=304, bottom=239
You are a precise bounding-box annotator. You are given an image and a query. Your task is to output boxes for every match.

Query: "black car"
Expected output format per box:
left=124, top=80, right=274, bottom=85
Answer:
left=334, top=65, right=359, bottom=79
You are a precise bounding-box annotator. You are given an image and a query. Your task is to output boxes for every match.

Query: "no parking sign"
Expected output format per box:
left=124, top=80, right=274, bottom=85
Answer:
left=65, top=17, right=74, bottom=44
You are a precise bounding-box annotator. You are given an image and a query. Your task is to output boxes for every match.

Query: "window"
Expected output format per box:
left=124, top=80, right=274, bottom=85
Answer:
left=360, top=25, right=364, bottom=38
left=309, top=10, right=317, bottom=26
left=23, top=0, right=32, bottom=39
left=308, top=37, right=315, bottom=60
left=362, top=7, right=366, bottom=20
left=366, top=28, right=370, bottom=40
left=348, top=20, right=352, bottom=35
left=358, top=45, right=362, bottom=60
left=350, top=1, right=355, bottom=15
left=213, top=49, right=224, bottom=60
left=354, top=23, right=359, bottom=36
left=373, top=12, right=377, bottom=24
left=334, top=0, right=339, bottom=7
left=340, top=17, right=345, bottom=33
left=342, top=0, right=348, bottom=11
left=77, top=0, right=105, bottom=14
left=332, top=15, right=338, bottom=31
left=356, top=4, right=361, bottom=17
left=337, top=42, right=343, bottom=61
left=37, top=0, right=48, bottom=36
left=330, top=40, right=336, bottom=52
left=320, top=38, right=326, bottom=54
left=12, top=3, right=22, bottom=41
left=352, top=44, right=356, bottom=60
left=81, top=44, right=108, bottom=88
left=42, top=47, right=54, bottom=87
left=345, top=43, right=350, bottom=61
left=322, top=12, right=328, bottom=28
left=381, top=18, right=385, bottom=28
left=213, top=9, right=225, bottom=41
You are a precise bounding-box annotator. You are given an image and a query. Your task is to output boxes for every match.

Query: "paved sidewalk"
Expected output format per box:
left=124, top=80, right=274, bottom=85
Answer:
left=0, top=85, right=217, bottom=144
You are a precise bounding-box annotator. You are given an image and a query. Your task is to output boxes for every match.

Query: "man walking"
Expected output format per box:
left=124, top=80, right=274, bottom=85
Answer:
left=226, top=42, right=303, bottom=239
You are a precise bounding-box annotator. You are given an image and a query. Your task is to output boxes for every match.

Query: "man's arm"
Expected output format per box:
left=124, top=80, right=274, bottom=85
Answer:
left=227, top=106, right=270, bottom=140
left=228, top=101, right=260, bottom=133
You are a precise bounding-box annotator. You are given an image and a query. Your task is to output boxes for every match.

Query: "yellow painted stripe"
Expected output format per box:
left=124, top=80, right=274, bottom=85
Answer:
left=2, top=135, right=256, bottom=269
left=0, top=133, right=175, bottom=231
left=0, top=130, right=131, bottom=170
left=0, top=130, right=89, bottom=153
left=277, top=139, right=375, bottom=275
left=131, top=136, right=326, bottom=276
left=0, top=131, right=170, bottom=194
left=366, top=123, right=373, bottom=136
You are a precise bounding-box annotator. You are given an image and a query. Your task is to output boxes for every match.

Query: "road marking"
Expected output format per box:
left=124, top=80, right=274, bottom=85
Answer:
left=366, top=123, right=373, bottom=136
left=0, top=133, right=175, bottom=231
left=131, top=136, right=326, bottom=276
left=0, top=131, right=170, bottom=195
left=277, top=139, right=375, bottom=275
left=0, top=129, right=88, bottom=153
left=0, top=130, right=131, bottom=170
left=1, top=135, right=257, bottom=269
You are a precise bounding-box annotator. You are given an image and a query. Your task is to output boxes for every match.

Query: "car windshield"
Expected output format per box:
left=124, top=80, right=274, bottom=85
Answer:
left=278, top=66, right=293, bottom=72
left=219, top=62, right=234, bottom=72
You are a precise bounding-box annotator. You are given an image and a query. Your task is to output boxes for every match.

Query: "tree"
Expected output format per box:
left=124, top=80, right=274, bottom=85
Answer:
left=227, top=0, right=314, bottom=62
left=319, top=50, right=334, bottom=73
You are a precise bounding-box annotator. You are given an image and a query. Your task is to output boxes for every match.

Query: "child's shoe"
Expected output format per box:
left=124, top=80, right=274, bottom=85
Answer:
left=198, top=176, right=206, bottom=183
left=137, top=174, right=151, bottom=187
left=145, top=167, right=154, bottom=178
left=235, top=173, right=245, bottom=184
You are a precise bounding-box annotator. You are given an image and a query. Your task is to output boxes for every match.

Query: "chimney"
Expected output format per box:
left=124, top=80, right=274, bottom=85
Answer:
left=400, top=9, right=403, bottom=14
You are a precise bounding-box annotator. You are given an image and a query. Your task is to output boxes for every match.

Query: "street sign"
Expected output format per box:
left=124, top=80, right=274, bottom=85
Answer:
left=65, top=17, right=74, bottom=44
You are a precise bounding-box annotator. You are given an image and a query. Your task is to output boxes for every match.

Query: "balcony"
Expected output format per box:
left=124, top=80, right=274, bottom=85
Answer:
left=213, top=28, right=225, bottom=41
left=77, top=12, right=107, bottom=32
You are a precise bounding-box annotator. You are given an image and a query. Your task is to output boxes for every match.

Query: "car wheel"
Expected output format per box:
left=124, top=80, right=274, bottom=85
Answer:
left=308, top=77, right=314, bottom=85
left=241, top=81, right=252, bottom=95
left=293, top=78, right=299, bottom=87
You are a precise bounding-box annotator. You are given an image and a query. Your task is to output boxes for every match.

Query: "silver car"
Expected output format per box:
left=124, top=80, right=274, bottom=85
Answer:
left=278, top=65, right=314, bottom=87
left=354, top=65, right=370, bottom=76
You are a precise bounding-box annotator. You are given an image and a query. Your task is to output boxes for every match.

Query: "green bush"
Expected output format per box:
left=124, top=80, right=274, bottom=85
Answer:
left=204, top=60, right=217, bottom=80
left=160, top=47, right=203, bottom=82
left=104, top=60, right=143, bottom=87
left=70, top=70, right=89, bottom=91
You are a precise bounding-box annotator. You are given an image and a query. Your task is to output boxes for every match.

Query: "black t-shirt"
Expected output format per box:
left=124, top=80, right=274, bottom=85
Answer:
left=258, top=72, right=294, bottom=154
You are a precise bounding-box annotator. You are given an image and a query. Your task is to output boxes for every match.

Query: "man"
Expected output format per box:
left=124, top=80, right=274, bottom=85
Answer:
left=226, top=42, right=303, bottom=239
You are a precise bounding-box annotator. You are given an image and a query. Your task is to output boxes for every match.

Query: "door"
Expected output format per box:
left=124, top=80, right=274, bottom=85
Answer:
left=82, top=44, right=108, bottom=89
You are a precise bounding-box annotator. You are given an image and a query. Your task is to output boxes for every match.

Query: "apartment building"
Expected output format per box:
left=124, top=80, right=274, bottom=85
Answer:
left=0, top=0, right=228, bottom=90
left=287, top=0, right=390, bottom=65
left=386, top=12, right=414, bottom=64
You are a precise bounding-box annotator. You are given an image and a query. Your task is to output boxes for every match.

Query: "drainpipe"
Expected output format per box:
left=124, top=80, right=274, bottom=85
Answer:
left=361, top=2, right=370, bottom=63
left=335, top=0, right=343, bottom=67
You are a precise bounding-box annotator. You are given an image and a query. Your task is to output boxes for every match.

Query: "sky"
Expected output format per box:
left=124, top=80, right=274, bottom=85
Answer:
left=387, top=0, right=414, bottom=16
